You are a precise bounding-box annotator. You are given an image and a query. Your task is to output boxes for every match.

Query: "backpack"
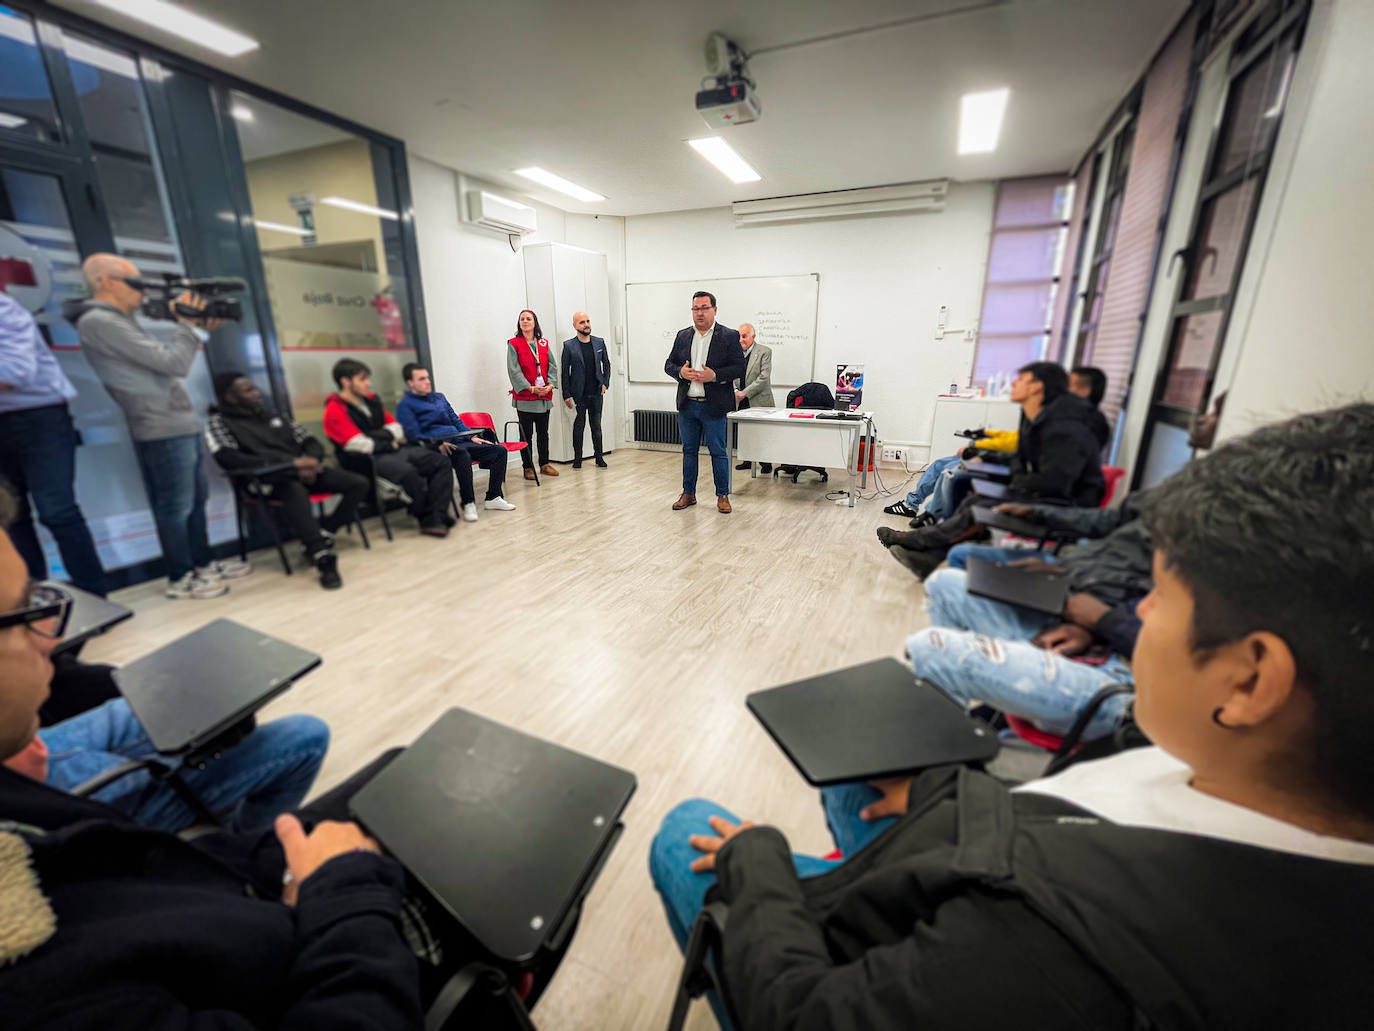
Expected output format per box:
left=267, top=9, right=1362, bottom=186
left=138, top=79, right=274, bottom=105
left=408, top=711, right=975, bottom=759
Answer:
left=785, top=382, right=835, bottom=410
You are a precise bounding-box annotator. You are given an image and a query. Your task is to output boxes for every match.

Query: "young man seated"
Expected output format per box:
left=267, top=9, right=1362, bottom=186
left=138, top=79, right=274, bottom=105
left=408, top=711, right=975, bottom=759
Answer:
left=653, top=403, right=1374, bottom=1030
left=877, top=362, right=1106, bottom=577
left=205, top=372, right=369, bottom=589
left=322, top=358, right=455, bottom=538
left=395, top=363, right=515, bottom=522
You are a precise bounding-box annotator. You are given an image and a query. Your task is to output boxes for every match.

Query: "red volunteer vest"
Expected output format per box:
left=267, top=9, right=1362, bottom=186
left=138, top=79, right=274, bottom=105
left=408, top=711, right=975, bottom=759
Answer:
left=508, top=336, right=551, bottom=401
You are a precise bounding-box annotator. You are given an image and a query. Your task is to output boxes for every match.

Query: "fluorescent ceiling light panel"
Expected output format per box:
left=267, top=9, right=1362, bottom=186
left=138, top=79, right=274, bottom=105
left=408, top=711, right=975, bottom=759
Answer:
left=958, top=88, right=1009, bottom=154
left=0, top=11, right=37, bottom=46
left=513, top=167, right=605, bottom=203
left=65, top=37, right=139, bottom=79
left=92, top=0, right=260, bottom=57
left=687, top=137, right=761, bottom=184
left=321, top=196, right=399, bottom=221
left=0, top=113, right=27, bottom=129
left=230, top=105, right=254, bottom=123
left=254, top=219, right=310, bottom=236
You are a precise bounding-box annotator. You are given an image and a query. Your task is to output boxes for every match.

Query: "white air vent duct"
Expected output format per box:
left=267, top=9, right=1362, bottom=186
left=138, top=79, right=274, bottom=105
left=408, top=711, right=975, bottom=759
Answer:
left=466, top=190, right=539, bottom=236
left=733, top=180, right=947, bottom=226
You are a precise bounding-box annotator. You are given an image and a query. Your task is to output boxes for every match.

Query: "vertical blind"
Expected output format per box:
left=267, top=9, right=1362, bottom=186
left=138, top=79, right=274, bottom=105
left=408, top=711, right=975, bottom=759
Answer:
left=1081, top=13, right=1198, bottom=421
left=1049, top=158, right=1096, bottom=359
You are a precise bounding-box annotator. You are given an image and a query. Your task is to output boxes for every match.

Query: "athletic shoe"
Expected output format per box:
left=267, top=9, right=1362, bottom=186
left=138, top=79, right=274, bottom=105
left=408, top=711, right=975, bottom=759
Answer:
left=484, top=496, right=516, bottom=511
left=462, top=502, right=479, bottom=522
left=883, top=500, right=916, bottom=516
left=315, top=552, right=342, bottom=590
left=166, top=573, right=228, bottom=600
left=199, top=558, right=252, bottom=581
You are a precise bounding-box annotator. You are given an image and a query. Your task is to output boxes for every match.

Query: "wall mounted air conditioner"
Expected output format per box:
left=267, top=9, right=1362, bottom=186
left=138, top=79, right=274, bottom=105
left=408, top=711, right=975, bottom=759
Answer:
left=466, top=190, right=539, bottom=236
left=732, top=179, right=948, bottom=226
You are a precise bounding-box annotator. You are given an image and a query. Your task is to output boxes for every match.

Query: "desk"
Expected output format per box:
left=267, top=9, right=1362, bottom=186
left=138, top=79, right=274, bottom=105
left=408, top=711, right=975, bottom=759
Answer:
left=51, top=583, right=133, bottom=657
left=728, top=407, right=875, bottom=507
left=114, top=618, right=321, bottom=755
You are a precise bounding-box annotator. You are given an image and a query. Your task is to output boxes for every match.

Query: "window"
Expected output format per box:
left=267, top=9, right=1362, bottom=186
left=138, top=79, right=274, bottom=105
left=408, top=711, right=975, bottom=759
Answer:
left=1074, top=121, right=1135, bottom=365
left=0, top=5, right=60, bottom=143
left=971, top=177, right=1073, bottom=390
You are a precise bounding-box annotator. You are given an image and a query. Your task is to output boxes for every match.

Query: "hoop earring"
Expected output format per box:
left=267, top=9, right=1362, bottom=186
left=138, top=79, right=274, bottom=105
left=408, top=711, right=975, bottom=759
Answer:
left=1212, top=707, right=1234, bottom=730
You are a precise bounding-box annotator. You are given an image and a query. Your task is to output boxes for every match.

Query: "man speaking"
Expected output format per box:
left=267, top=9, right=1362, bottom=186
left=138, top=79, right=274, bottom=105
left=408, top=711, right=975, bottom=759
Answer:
left=663, top=291, right=745, bottom=513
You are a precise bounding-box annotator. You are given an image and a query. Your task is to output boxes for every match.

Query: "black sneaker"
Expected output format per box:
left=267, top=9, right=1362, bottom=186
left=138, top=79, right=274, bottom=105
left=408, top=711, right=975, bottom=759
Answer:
left=315, top=552, right=342, bottom=590
left=884, top=500, right=916, bottom=516
left=908, top=512, right=938, bottom=529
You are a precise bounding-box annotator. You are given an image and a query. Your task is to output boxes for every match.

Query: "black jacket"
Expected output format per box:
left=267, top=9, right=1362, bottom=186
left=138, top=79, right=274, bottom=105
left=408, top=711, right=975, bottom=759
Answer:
left=1009, top=394, right=1106, bottom=506
left=1029, top=488, right=1156, bottom=606
left=664, top=323, right=746, bottom=417
left=712, top=764, right=1373, bottom=1031
left=204, top=400, right=325, bottom=472
left=0, top=768, right=422, bottom=1029
left=561, top=335, right=611, bottom=399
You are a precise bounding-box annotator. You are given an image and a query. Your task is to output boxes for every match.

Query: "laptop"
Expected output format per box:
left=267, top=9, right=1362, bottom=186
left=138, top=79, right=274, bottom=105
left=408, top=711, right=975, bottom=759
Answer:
left=746, top=658, right=998, bottom=787
left=963, top=458, right=1012, bottom=480
left=114, top=619, right=321, bottom=754
left=964, top=555, right=1070, bottom=615
left=970, top=479, right=1008, bottom=500
left=349, top=707, right=636, bottom=965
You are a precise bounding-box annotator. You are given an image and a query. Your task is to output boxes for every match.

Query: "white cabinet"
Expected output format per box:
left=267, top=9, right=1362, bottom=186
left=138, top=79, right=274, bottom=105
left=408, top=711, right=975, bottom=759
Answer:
left=928, top=397, right=1021, bottom=455
left=523, top=243, right=614, bottom=462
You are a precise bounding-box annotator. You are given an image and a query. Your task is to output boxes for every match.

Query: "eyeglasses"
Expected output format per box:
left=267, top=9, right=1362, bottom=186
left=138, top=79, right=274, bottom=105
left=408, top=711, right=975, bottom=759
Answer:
left=691, top=305, right=714, bottom=313
left=0, top=582, right=73, bottom=640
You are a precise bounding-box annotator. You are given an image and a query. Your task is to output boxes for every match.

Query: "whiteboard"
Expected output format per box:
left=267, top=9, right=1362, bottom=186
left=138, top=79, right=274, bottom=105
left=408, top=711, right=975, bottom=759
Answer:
left=626, top=274, right=819, bottom=386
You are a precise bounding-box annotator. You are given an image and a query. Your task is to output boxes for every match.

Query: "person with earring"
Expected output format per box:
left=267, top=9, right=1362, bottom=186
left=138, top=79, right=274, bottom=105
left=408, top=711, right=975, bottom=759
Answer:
left=507, top=308, right=559, bottom=481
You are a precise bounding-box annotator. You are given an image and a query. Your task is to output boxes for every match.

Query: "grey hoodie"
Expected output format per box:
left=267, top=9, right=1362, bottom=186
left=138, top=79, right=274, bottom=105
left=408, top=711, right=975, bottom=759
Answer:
left=62, top=299, right=201, bottom=442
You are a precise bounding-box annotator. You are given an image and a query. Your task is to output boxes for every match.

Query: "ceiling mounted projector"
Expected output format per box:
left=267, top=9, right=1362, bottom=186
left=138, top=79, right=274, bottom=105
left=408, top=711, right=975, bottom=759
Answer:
left=697, top=32, right=759, bottom=127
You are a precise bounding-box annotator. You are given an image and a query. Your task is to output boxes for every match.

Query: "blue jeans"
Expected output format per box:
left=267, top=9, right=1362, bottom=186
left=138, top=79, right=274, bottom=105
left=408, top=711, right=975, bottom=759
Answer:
left=133, top=433, right=211, bottom=582
left=678, top=401, right=731, bottom=496
left=40, top=698, right=329, bottom=833
left=0, top=402, right=107, bottom=595
left=650, top=786, right=895, bottom=1030
left=927, top=466, right=975, bottom=520
left=924, top=564, right=1059, bottom=641
left=905, top=454, right=959, bottom=509
left=947, top=542, right=1055, bottom=570
left=906, top=626, right=1134, bottom=739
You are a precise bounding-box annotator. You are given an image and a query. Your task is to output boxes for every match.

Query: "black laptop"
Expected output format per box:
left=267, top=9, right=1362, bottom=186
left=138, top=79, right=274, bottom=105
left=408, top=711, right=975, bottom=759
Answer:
left=52, top=582, right=133, bottom=655
left=964, top=554, right=1070, bottom=614
left=114, top=619, right=321, bottom=754
left=746, top=658, right=998, bottom=787
left=349, top=707, right=636, bottom=965
left=970, top=479, right=1008, bottom=500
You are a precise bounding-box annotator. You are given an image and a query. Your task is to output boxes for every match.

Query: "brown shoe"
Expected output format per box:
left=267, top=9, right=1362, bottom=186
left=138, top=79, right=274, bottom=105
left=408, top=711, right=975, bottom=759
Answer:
left=541, top=464, right=559, bottom=476
left=717, top=496, right=732, bottom=514
left=672, top=493, right=697, bottom=510
left=524, top=468, right=537, bottom=481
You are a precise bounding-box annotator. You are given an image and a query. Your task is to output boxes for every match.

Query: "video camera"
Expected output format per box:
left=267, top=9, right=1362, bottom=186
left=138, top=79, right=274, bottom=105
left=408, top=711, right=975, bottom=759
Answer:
left=122, top=273, right=247, bottom=323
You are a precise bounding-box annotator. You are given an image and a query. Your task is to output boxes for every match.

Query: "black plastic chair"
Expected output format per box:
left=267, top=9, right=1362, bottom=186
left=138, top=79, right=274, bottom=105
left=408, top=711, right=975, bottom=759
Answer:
left=228, top=464, right=370, bottom=575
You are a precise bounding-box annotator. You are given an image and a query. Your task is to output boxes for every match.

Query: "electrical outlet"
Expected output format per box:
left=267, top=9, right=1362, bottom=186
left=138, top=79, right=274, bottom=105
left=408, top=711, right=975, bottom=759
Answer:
left=881, top=445, right=906, bottom=464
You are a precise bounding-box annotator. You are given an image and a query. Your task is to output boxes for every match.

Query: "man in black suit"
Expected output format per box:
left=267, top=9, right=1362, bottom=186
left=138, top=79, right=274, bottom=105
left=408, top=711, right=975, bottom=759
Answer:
left=561, top=311, right=611, bottom=469
left=663, top=291, right=746, bottom=513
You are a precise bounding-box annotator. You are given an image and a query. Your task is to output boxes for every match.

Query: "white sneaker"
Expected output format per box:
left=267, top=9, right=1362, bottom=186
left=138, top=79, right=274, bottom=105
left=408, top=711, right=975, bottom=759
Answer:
left=461, top=502, right=479, bottom=522
left=166, top=572, right=229, bottom=600
left=484, top=496, right=516, bottom=511
left=199, top=558, right=252, bottom=581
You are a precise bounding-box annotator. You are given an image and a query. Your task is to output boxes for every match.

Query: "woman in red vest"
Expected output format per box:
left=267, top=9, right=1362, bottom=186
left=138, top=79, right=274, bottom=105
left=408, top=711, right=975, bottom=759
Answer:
left=506, top=309, right=559, bottom=480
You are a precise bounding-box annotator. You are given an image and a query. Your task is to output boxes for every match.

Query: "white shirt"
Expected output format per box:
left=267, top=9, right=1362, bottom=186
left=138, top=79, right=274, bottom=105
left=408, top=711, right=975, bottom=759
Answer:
left=1015, top=746, right=1374, bottom=865
left=688, top=324, right=712, bottom=398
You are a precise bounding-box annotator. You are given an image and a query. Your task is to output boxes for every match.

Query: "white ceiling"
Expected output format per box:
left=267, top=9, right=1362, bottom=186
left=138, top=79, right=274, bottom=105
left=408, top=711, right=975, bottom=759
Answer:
left=57, top=0, right=1188, bottom=216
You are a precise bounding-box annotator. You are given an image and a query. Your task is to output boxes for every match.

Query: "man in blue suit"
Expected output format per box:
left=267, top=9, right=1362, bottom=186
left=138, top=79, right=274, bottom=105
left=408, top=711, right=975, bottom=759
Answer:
left=663, top=291, right=746, bottom=514
left=560, top=311, right=611, bottom=469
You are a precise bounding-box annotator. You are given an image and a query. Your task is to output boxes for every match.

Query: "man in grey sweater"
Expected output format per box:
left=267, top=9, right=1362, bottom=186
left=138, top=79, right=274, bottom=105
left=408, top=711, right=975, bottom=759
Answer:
left=65, top=254, right=249, bottom=599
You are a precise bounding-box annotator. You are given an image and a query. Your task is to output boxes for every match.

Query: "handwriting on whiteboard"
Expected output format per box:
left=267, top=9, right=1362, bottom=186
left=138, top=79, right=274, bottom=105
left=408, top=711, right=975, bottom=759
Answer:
left=750, top=310, right=807, bottom=347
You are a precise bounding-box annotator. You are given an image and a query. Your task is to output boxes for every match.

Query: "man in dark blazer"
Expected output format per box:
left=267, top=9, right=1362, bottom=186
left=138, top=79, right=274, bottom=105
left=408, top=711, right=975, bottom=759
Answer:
left=663, top=290, right=746, bottom=513
left=561, top=311, right=611, bottom=468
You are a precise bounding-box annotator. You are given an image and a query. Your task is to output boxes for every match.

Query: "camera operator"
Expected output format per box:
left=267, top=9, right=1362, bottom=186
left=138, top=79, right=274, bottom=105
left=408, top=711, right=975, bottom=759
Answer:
left=64, top=254, right=250, bottom=600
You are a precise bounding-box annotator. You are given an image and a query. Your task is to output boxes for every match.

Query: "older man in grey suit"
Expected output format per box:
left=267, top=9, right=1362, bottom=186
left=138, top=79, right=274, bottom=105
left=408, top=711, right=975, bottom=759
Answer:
left=734, top=322, right=776, bottom=473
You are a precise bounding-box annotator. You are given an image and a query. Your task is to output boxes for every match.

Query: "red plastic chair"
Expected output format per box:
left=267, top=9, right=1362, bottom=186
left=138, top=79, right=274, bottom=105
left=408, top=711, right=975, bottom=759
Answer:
left=459, top=411, right=538, bottom=486
left=1098, top=465, right=1126, bottom=508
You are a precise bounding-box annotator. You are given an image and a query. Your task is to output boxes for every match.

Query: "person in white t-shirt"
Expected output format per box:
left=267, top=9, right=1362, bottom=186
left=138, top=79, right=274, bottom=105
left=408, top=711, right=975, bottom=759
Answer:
left=653, top=402, right=1374, bottom=1031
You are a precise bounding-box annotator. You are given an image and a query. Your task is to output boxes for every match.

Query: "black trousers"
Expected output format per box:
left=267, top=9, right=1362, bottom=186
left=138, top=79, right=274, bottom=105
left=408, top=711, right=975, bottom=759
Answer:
left=573, top=392, right=604, bottom=459
left=517, top=410, right=550, bottom=467
left=373, top=447, right=453, bottom=524
left=265, top=467, right=369, bottom=557
left=446, top=441, right=508, bottom=504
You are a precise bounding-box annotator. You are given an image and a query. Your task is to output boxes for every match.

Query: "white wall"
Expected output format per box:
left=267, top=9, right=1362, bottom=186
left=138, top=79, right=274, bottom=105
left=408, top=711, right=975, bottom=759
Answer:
left=1210, top=0, right=1374, bottom=442
left=622, top=186, right=995, bottom=454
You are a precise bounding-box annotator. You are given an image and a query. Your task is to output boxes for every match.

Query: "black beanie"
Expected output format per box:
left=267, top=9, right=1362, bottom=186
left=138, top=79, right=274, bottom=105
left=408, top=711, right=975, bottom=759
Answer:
left=213, top=370, right=245, bottom=401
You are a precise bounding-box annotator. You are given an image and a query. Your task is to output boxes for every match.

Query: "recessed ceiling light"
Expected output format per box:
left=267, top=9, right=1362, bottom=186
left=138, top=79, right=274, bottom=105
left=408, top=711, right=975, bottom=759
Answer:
left=230, top=105, right=254, bottom=123
left=0, top=113, right=27, bottom=129
left=92, top=0, right=259, bottom=58
left=958, top=88, right=1009, bottom=155
left=254, top=219, right=310, bottom=236
left=321, top=196, right=399, bottom=221
left=687, top=137, right=761, bottom=185
left=513, top=167, right=605, bottom=203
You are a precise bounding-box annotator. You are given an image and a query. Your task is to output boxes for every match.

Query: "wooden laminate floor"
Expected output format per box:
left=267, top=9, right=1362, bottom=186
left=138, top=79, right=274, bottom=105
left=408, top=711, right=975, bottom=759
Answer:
left=85, top=448, right=934, bottom=1031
